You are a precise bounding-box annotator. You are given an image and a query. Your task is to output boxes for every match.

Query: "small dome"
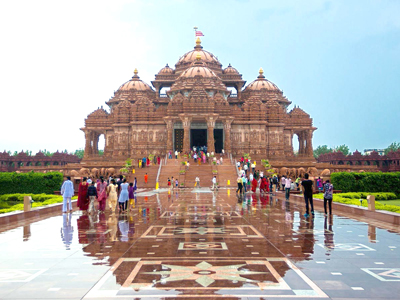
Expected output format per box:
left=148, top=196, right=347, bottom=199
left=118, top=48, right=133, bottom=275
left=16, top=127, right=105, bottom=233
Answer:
left=244, top=68, right=280, bottom=92
left=223, top=63, right=239, bottom=74
left=179, top=57, right=218, bottom=78
left=158, top=64, right=174, bottom=75
left=118, top=69, right=153, bottom=92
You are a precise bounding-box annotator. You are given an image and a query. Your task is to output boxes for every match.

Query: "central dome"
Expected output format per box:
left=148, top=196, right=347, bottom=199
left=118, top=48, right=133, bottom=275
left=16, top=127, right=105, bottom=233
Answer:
left=175, top=38, right=222, bottom=74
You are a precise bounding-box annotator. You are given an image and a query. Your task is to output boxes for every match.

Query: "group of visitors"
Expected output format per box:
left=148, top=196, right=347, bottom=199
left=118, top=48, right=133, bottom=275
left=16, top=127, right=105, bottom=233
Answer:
left=169, top=147, right=225, bottom=165
left=61, top=175, right=139, bottom=215
left=235, top=159, right=334, bottom=217
left=137, top=156, right=161, bottom=168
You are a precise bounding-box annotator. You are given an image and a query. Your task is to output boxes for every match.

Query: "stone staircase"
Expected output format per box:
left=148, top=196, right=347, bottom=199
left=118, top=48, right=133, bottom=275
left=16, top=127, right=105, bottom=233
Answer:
left=184, top=164, right=213, bottom=188
left=216, top=164, right=238, bottom=187
left=158, top=159, right=183, bottom=188
left=127, top=165, right=158, bottom=189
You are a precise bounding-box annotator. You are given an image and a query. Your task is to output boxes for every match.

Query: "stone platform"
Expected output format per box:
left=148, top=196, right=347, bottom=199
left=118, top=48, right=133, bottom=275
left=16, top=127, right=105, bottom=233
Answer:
left=0, top=189, right=400, bottom=299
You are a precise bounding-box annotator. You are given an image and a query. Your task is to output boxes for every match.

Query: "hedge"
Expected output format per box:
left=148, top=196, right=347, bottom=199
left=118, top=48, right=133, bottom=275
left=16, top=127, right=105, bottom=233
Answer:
left=0, top=172, right=64, bottom=195
left=0, top=193, right=77, bottom=214
left=331, top=172, right=400, bottom=195
left=314, top=192, right=400, bottom=214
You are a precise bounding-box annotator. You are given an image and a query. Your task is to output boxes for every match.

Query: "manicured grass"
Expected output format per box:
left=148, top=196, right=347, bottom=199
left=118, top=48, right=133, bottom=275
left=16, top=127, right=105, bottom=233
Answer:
left=377, top=200, right=400, bottom=206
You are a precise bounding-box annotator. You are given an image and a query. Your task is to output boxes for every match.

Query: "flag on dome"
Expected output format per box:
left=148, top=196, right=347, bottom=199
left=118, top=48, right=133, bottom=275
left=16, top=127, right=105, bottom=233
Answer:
left=195, top=30, right=204, bottom=37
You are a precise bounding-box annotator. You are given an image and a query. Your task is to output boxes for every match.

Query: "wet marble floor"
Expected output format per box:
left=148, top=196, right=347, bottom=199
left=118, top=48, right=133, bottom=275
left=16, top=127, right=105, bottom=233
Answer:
left=1, top=189, right=400, bottom=299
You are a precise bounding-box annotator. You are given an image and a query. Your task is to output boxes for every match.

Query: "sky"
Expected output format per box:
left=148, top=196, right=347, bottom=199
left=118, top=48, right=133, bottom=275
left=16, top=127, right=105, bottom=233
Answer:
left=0, top=0, right=399, bottom=155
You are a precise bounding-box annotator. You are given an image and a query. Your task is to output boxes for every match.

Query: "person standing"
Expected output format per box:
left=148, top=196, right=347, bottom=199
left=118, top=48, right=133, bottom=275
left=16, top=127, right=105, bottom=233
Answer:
left=243, top=164, right=248, bottom=176
left=61, top=176, right=74, bottom=213
left=107, top=179, right=118, bottom=212
left=323, top=180, right=334, bottom=215
left=118, top=178, right=129, bottom=213
left=133, top=177, right=137, bottom=192
left=212, top=176, right=217, bottom=191
left=167, top=178, right=171, bottom=189
left=301, top=173, right=314, bottom=217
left=77, top=177, right=89, bottom=213
left=284, top=177, right=292, bottom=200
left=87, top=181, right=97, bottom=214
left=317, top=177, right=323, bottom=192
left=96, top=177, right=108, bottom=212
left=144, top=173, right=148, bottom=184
left=195, top=176, right=200, bottom=188
left=175, top=178, right=179, bottom=189
left=175, top=150, right=178, bottom=159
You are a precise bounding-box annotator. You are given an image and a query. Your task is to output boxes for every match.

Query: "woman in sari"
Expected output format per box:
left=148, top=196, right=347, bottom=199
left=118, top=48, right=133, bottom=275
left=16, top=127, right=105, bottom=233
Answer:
left=77, top=177, right=89, bottom=212
left=96, top=177, right=108, bottom=212
left=107, top=179, right=118, bottom=213
left=251, top=177, right=258, bottom=193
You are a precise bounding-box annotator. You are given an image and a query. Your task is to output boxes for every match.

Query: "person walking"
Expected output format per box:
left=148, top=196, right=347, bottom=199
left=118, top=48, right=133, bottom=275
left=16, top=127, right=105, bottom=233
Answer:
left=77, top=177, right=89, bottom=213
left=195, top=176, right=200, bottom=188
left=284, top=177, right=292, bottom=200
left=236, top=176, right=243, bottom=194
left=144, top=173, right=148, bottom=184
left=280, top=176, right=286, bottom=191
left=128, top=182, right=135, bottom=211
left=175, top=178, right=179, bottom=189
left=61, top=176, right=74, bottom=213
left=323, top=180, right=334, bottom=215
left=107, top=179, right=118, bottom=212
left=243, top=164, right=248, bottom=176
left=301, top=173, right=314, bottom=217
left=133, top=177, right=137, bottom=192
left=242, top=176, right=248, bottom=193
left=167, top=178, right=171, bottom=189
left=118, top=178, right=129, bottom=213
left=96, top=177, right=108, bottom=212
left=87, top=181, right=97, bottom=214
left=317, top=177, right=323, bottom=192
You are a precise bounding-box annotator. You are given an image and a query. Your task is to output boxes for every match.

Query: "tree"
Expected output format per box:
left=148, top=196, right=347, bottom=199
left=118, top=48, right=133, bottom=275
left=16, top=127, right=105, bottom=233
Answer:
left=385, top=142, right=400, bottom=155
left=335, top=144, right=350, bottom=156
left=313, top=145, right=333, bottom=158
left=74, top=149, right=84, bottom=159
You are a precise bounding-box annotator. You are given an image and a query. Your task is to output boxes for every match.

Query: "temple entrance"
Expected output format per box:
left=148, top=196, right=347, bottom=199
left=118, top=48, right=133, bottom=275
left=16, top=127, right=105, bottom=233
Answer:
left=214, top=129, right=223, bottom=153
left=191, top=129, right=207, bottom=149
left=174, top=129, right=184, bottom=152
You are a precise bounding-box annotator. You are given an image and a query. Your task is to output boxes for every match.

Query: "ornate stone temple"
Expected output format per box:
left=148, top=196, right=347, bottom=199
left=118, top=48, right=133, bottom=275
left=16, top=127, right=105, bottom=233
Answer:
left=81, top=38, right=316, bottom=162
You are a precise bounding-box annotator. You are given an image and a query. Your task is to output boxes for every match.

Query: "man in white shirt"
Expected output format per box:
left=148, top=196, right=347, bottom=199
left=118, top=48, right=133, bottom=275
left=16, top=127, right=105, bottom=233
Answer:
left=260, top=171, right=264, bottom=178
left=61, top=176, right=74, bottom=213
left=175, top=150, right=178, bottom=159
left=251, top=163, right=255, bottom=173
left=285, top=177, right=292, bottom=200
left=281, top=176, right=286, bottom=191
left=195, top=176, right=200, bottom=188
left=211, top=176, right=217, bottom=190
left=243, top=164, right=248, bottom=175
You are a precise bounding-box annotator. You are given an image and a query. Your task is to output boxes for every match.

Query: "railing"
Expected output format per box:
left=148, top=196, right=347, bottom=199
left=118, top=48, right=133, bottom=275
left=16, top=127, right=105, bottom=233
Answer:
left=156, top=158, right=163, bottom=183
left=234, top=159, right=240, bottom=176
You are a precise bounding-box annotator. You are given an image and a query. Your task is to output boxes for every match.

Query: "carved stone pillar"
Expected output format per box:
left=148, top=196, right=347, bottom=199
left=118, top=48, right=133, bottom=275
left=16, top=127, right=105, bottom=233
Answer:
left=206, top=114, right=218, bottom=154
left=180, top=116, right=192, bottom=154
left=298, top=132, right=306, bottom=156
left=84, top=130, right=92, bottom=158
left=164, top=118, right=174, bottom=153
left=92, top=132, right=99, bottom=155
left=305, top=130, right=314, bottom=157
left=223, top=118, right=234, bottom=153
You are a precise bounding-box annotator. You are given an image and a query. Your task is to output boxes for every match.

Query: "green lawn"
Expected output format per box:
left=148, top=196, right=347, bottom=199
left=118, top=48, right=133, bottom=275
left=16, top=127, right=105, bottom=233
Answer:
left=378, top=200, right=400, bottom=206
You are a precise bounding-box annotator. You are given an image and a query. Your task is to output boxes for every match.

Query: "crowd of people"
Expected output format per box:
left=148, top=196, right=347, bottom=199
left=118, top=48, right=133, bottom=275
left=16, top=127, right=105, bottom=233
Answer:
left=235, top=158, right=334, bottom=217
left=61, top=175, right=139, bottom=215
left=169, top=146, right=225, bottom=166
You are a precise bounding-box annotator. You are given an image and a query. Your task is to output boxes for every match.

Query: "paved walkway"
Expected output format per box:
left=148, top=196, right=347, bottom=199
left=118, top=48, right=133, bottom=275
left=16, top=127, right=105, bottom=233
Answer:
left=1, top=190, right=400, bottom=299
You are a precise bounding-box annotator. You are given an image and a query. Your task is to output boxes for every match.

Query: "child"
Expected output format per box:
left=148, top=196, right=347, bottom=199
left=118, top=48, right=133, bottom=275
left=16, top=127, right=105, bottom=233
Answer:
left=167, top=178, right=171, bottom=189
left=128, top=182, right=135, bottom=211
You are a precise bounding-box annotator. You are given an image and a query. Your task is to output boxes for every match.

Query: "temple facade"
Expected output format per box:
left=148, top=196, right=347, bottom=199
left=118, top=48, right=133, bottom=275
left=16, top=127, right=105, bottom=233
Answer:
left=82, top=38, right=316, bottom=162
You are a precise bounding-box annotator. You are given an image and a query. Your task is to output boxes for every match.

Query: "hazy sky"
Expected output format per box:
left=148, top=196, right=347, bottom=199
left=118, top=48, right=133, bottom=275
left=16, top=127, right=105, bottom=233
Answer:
left=1, top=0, right=399, bottom=155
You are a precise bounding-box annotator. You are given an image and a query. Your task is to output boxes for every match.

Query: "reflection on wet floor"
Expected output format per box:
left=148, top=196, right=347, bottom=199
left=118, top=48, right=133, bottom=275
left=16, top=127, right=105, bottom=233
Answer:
left=0, top=190, right=400, bottom=299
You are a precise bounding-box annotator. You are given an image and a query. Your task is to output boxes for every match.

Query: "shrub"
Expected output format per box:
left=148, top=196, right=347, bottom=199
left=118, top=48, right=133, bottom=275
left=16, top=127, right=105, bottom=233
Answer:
left=0, top=172, right=64, bottom=195
left=331, top=172, right=400, bottom=196
left=314, top=192, right=400, bottom=214
left=0, top=193, right=77, bottom=214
